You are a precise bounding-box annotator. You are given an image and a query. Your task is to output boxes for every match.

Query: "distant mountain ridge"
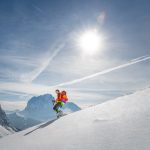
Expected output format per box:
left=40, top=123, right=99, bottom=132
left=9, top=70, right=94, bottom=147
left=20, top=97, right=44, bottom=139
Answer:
left=0, top=105, right=16, bottom=138
left=20, top=94, right=56, bottom=121
left=0, top=105, right=9, bottom=127
left=7, top=112, right=41, bottom=130
left=6, top=94, right=81, bottom=131
left=20, top=94, right=81, bottom=121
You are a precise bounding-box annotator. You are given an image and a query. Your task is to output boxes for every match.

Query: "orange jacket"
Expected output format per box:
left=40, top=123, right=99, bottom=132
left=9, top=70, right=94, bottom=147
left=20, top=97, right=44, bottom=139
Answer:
left=61, top=94, right=68, bottom=103
left=56, top=91, right=68, bottom=103
left=55, top=92, right=61, bottom=102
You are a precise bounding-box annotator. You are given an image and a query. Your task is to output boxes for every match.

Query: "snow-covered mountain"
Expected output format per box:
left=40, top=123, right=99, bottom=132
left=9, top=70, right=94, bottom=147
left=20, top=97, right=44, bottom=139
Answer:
left=7, top=112, right=41, bottom=130
left=0, top=105, right=16, bottom=138
left=62, top=102, right=81, bottom=113
left=0, top=88, right=149, bottom=150
left=20, top=94, right=56, bottom=121
left=0, top=105, right=9, bottom=127
left=2, top=94, right=80, bottom=132
left=20, top=94, right=81, bottom=121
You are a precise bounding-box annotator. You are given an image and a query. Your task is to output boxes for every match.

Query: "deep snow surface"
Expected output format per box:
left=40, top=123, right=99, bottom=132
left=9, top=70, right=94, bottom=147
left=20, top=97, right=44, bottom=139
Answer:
left=0, top=88, right=150, bottom=150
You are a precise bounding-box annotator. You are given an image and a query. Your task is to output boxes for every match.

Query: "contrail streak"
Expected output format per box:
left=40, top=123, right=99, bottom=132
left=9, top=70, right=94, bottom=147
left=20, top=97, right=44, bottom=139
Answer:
left=51, top=55, right=150, bottom=87
left=21, top=43, right=65, bottom=82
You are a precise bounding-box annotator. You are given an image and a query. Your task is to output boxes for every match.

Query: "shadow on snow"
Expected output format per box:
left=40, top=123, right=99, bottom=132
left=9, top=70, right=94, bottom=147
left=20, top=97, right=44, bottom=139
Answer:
left=24, top=119, right=57, bottom=136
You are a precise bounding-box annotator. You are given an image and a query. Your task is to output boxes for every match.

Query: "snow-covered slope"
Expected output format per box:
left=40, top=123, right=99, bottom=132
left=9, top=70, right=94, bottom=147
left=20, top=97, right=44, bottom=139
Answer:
left=0, top=88, right=150, bottom=150
left=0, top=125, right=15, bottom=138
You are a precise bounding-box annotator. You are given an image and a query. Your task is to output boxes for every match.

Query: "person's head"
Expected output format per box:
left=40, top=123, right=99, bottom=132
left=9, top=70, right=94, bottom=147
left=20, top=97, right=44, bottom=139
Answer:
left=55, top=89, right=60, bottom=94
left=62, top=90, right=67, bottom=95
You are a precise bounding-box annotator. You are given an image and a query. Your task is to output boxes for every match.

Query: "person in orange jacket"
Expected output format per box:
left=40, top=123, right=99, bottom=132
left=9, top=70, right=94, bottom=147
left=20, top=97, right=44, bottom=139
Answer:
left=55, top=89, right=61, bottom=102
left=53, top=90, right=68, bottom=114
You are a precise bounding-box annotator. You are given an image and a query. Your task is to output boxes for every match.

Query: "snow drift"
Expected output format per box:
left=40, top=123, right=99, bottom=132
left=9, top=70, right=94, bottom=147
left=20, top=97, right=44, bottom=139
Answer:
left=0, top=88, right=150, bottom=150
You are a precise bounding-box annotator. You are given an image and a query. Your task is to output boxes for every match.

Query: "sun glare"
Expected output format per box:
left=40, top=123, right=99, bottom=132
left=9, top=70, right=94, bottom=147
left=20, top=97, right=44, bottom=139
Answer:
left=78, top=29, right=102, bottom=55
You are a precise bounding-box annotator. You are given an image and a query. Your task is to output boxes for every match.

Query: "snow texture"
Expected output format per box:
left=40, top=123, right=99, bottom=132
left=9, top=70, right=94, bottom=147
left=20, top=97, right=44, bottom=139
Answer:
left=0, top=88, right=150, bottom=150
left=0, top=125, right=14, bottom=138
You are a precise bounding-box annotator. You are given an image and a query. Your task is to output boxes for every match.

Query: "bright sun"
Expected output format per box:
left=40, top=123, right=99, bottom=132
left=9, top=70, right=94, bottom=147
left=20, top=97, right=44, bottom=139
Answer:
left=78, top=29, right=102, bottom=55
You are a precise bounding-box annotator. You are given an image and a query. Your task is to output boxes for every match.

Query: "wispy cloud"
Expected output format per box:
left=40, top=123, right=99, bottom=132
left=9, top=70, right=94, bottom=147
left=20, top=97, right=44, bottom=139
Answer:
left=32, top=4, right=46, bottom=15
left=0, top=55, right=40, bottom=67
left=0, top=100, right=26, bottom=111
left=0, top=55, right=149, bottom=99
left=0, top=55, right=42, bottom=81
left=20, top=43, right=65, bottom=82
left=97, top=11, right=107, bottom=25
left=0, top=41, right=65, bottom=83
left=0, top=82, right=54, bottom=95
left=0, top=90, right=28, bottom=97
left=51, top=55, right=150, bottom=87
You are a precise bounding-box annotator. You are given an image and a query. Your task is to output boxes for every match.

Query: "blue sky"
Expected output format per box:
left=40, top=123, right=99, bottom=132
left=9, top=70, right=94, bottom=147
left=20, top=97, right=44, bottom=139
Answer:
left=0, top=0, right=150, bottom=110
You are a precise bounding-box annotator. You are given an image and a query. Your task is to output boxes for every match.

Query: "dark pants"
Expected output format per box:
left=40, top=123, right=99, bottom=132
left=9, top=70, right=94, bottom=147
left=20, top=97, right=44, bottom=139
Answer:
left=53, top=102, right=62, bottom=113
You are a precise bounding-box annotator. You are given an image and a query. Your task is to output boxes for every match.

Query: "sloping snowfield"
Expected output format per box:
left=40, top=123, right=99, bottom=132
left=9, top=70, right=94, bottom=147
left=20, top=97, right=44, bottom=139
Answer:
left=0, top=126, right=14, bottom=138
left=0, top=88, right=150, bottom=150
